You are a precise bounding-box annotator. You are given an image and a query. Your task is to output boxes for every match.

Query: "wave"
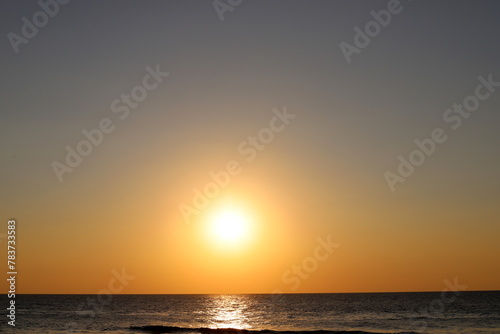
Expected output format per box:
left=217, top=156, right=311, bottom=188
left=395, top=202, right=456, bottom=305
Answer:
left=129, top=325, right=419, bottom=334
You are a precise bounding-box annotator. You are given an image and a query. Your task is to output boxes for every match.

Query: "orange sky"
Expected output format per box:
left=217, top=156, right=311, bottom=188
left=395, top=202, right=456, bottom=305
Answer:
left=5, top=151, right=500, bottom=294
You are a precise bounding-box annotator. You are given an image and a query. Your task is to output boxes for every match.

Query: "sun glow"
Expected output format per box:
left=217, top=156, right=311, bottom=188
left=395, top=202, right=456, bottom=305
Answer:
left=210, top=208, right=250, bottom=243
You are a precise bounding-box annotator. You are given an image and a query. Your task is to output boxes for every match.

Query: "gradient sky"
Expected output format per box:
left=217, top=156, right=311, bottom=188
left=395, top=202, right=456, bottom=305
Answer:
left=1, top=0, right=499, bottom=294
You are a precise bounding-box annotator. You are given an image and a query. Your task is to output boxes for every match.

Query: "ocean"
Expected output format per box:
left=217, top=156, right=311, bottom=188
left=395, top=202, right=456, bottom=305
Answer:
left=2, top=292, right=499, bottom=333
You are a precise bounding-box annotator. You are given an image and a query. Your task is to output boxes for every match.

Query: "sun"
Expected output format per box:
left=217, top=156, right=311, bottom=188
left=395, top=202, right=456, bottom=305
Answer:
left=210, top=208, right=250, bottom=243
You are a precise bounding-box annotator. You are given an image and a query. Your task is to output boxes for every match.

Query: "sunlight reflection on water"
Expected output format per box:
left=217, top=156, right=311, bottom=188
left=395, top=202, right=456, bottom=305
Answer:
left=206, top=295, right=252, bottom=329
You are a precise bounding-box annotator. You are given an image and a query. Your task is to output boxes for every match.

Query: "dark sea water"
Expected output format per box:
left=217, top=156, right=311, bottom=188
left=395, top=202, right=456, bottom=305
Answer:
left=1, top=292, right=499, bottom=334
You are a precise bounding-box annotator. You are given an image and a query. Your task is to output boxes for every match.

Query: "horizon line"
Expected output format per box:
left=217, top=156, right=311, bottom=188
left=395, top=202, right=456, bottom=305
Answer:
left=14, top=289, right=500, bottom=295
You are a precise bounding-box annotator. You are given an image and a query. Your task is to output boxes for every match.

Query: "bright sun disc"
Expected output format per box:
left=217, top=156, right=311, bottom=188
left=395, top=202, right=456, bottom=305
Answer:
left=210, top=209, right=249, bottom=243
